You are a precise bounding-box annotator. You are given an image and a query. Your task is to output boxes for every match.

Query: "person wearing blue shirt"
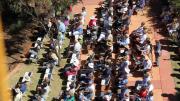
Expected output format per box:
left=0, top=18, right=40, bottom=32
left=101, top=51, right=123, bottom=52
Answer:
left=20, top=82, right=27, bottom=94
left=57, top=19, right=66, bottom=41
left=117, top=34, right=130, bottom=46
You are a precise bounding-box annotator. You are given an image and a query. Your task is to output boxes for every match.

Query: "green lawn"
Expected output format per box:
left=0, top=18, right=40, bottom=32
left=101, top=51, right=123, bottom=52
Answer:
left=169, top=45, right=180, bottom=100
left=9, top=36, right=70, bottom=101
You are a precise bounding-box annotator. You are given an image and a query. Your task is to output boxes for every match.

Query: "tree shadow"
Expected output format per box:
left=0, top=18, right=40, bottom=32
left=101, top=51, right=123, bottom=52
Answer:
left=171, top=73, right=180, bottom=79
left=161, top=87, right=180, bottom=101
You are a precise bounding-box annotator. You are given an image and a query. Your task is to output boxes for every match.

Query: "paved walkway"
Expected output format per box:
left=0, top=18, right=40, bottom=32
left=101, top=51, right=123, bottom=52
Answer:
left=73, top=0, right=176, bottom=101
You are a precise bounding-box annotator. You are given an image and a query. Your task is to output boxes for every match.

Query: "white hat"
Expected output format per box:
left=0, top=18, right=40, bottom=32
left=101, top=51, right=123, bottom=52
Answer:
left=104, top=95, right=111, bottom=101
left=90, top=16, right=97, bottom=20
left=125, top=67, right=130, bottom=74
left=88, top=63, right=94, bottom=68
left=73, top=59, right=79, bottom=66
left=124, top=3, right=129, bottom=6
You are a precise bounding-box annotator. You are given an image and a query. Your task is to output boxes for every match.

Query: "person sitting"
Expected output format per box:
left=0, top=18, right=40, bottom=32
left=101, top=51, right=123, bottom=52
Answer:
left=139, top=86, right=148, bottom=98
left=20, top=82, right=27, bottom=95
left=78, top=83, right=95, bottom=100
left=79, top=90, right=91, bottom=101
left=49, top=50, right=59, bottom=66
left=160, top=7, right=172, bottom=24
left=117, top=57, right=130, bottom=76
left=135, top=22, right=146, bottom=34
left=135, top=0, right=145, bottom=12
left=101, top=66, right=112, bottom=86
left=69, top=22, right=83, bottom=40
left=73, top=39, right=82, bottom=59
left=117, top=86, right=130, bottom=101
left=88, top=16, right=97, bottom=29
left=146, top=91, right=154, bottom=101
left=79, top=73, right=94, bottom=85
left=142, top=56, right=152, bottom=73
left=97, top=30, right=106, bottom=42
left=64, top=62, right=80, bottom=77
left=142, top=73, right=151, bottom=86
left=117, top=46, right=129, bottom=57
left=117, top=75, right=128, bottom=88
left=41, top=83, right=51, bottom=100
left=102, top=90, right=113, bottom=101
left=146, top=81, right=154, bottom=93
left=117, top=34, right=130, bottom=47
left=14, top=83, right=23, bottom=101
left=22, top=72, right=33, bottom=83
left=103, top=13, right=113, bottom=29
left=167, top=18, right=179, bottom=36
left=63, top=90, right=75, bottom=101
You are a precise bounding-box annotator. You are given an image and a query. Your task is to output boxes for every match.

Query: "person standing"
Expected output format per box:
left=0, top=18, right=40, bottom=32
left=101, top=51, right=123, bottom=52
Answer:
left=154, top=40, right=161, bottom=67
left=81, top=7, right=87, bottom=26
left=73, top=39, right=82, bottom=59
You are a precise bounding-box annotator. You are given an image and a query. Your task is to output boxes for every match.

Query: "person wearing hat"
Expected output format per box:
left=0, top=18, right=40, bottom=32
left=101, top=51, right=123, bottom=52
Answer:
left=88, top=15, right=97, bottom=29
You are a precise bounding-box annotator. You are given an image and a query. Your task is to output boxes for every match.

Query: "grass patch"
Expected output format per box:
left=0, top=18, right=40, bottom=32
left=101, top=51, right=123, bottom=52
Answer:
left=170, top=48, right=180, bottom=100
left=9, top=36, right=70, bottom=100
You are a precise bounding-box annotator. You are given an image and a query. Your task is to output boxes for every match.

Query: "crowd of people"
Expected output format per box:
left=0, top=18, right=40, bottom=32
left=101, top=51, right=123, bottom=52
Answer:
left=160, top=1, right=180, bottom=42
left=12, top=0, right=167, bottom=101
left=54, top=0, right=157, bottom=101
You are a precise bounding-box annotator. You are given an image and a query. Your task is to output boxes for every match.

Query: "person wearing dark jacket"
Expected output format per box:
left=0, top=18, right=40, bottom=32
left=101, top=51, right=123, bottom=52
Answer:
left=154, top=40, right=161, bottom=67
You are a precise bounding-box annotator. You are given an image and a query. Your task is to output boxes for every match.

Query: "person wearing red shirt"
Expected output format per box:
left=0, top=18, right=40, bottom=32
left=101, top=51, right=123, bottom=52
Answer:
left=88, top=16, right=97, bottom=29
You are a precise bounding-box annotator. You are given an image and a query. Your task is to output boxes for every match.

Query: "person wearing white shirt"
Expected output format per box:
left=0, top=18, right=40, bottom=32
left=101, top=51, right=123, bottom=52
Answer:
left=73, top=40, right=82, bottom=58
left=81, top=7, right=87, bottom=25
left=147, top=81, right=154, bottom=93
left=97, top=31, right=106, bottom=42
left=146, top=91, right=154, bottom=101
left=142, top=58, right=152, bottom=71
left=139, top=33, right=147, bottom=44
left=51, top=52, right=59, bottom=65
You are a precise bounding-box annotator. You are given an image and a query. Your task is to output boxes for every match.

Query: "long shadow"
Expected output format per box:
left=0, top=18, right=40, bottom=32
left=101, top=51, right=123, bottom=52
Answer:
left=147, top=0, right=180, bottom=100
left=162, top=87, right=180, bottom=101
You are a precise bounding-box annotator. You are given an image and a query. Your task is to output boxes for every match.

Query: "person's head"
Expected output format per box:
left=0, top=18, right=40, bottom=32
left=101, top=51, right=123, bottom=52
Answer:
left=147, top=81, right=152, bottom=87
left=155, top=40, right=160, bottom=45
left=82, top=7, right=86, bottom=11
left=144, top=72, right=150, bottom=77
left=37, top=95, right=42, bottom=101
left=15, top=83, right=21, bottom=88
left=149, top=91, right=153, bottom=96
left=43, top=82, right=48, bottom=88
left=141, top=22, right=145, bottom=27
left=28, top=72, right=32, bottom=76
left=74, top=39, right=79, bottom=43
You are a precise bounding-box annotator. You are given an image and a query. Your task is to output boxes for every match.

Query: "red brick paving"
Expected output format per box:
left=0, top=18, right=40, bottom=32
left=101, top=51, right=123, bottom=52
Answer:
left=73, top=1, right=176, bottom=101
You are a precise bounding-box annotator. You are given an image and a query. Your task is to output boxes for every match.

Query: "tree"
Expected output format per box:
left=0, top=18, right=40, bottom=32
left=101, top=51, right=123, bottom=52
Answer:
left=1, top=0, right=80, bottom=32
